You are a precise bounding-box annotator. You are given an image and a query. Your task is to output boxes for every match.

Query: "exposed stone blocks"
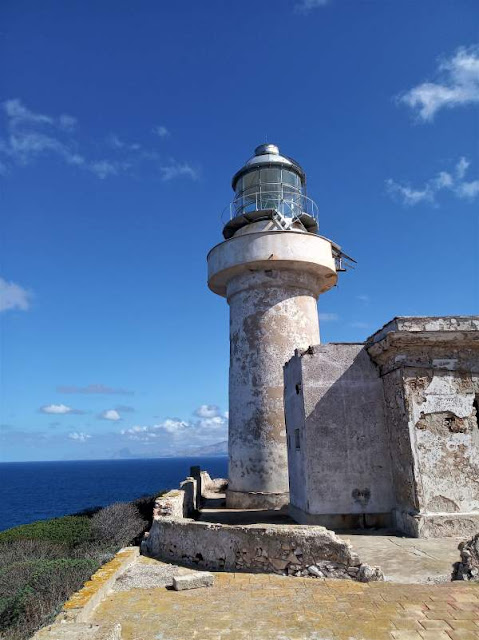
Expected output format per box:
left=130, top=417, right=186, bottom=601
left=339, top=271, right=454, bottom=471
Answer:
left=172, top=572, right=214, bottom=590
left=143, top=506, right=382, bottom=582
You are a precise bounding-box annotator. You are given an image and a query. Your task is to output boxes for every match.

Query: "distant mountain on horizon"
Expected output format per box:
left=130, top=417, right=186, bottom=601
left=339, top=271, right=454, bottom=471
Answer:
left=110, top=441, right=227, bottom=460
left=176, top=441, right=228, bottom=457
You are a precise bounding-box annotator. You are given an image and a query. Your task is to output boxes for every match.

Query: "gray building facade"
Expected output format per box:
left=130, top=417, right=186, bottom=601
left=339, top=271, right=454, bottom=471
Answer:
left=284, top=316, right=479, bottom=538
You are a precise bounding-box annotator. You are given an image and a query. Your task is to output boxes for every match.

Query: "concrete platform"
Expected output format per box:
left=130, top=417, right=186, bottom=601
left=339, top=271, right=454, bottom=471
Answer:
left=339, top=533, right=463, bottom=584
left=199, top=504, right=462, bottom=584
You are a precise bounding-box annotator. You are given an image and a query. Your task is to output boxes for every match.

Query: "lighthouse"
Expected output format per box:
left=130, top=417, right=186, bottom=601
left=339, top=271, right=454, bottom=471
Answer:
left=207, top=144, right=345, bottom=509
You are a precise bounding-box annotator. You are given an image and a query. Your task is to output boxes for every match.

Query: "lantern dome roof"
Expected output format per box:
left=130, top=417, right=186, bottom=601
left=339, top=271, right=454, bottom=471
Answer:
left=231, top=144, right=306, bottom=190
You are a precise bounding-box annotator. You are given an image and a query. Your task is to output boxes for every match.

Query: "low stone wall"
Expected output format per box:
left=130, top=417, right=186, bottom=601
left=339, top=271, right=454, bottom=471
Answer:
left=142, top=478, right=382, bottom=582
left=144, top=517, right=374, bottom=579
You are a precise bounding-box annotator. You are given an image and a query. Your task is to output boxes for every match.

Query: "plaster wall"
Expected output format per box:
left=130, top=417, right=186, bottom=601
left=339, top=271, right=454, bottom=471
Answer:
left=285, top=344, right=394, bottom=527
left=207, top=229, right=338, bottom=509
left=404, top=370, right=479, bottom=515
left=283, top=352, right=308, bottom=511
left=227, top=269, right=321, bottom=507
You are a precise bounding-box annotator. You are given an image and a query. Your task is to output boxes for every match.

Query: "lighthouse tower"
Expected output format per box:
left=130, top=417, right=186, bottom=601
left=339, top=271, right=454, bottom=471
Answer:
left=208, top=144, right=343, bottom=509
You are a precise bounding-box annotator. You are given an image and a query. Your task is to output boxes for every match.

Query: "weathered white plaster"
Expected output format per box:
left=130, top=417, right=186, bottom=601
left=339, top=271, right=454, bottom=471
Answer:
left=208, top=229, right=337, bottom=509
left=285, top=343, right=394, bottom=528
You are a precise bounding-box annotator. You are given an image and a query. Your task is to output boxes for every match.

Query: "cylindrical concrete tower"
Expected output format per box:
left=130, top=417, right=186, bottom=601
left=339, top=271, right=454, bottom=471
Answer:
left=208, top=144, right=339, bottom=509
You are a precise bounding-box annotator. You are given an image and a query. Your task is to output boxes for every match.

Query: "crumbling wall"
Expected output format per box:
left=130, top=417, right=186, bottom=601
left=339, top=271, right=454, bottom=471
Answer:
left=142, top=474, right=383, bottom=582
left=144, top=517, right=382, bottom=581
left=367, top=315, right=479, bottom=537
left=381, top=368, right=419, bottom=517
left=404, top=370, right=479, bottom=522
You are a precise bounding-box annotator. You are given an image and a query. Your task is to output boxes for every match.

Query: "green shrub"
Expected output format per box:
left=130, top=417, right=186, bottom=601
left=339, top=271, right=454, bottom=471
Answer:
left=0, top=493, right=157, bottom=639
left=91, top=502, right=146, bottom=549
left=0, top=516, right=92, bottom=548
left=0, top=557, right=99, bottom=637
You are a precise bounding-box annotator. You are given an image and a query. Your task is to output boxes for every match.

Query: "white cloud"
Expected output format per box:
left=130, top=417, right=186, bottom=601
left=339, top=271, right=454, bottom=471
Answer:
left=160, top=161, right=199, bottom=182
left=399, top=45, right=479, bottom=121
left=194, top=405, right=221, bottom=419
left=40, top=404, right=73, bottom=415
left=386, top=157, right=479, bottom=206
left=356, top=295, right=370, bottom=303
left=295, top=0, right=329, bottom=13
left=455, top=180, right=479, bottom=199
left=152, top=125, right=169, bottom=138
left=0, top=277, right=31, bottom=312
left=68, top=432, right=91, bottom=442
left=351, top=321, right=371, bottom=329
left=100, top=409, right=121, bottom=421
left=120, top=406, right=228, bottom=447
left=319, top=312, right=339, bottom=322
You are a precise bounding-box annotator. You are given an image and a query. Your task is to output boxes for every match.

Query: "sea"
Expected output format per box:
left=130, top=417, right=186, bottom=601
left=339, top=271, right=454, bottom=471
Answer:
left=0, top=457, right=228, bottom=532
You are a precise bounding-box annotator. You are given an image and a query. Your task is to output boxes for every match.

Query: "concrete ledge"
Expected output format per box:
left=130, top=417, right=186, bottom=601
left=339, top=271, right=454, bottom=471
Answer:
left=58, top=547, right=139, bottom=623
left=289, top=504, right=393, bottom=530
left=394, top=509, right=479, bottom=538
left=33, top=623, right=121, bottom=640
left=226, top=489, right=289, bottom=509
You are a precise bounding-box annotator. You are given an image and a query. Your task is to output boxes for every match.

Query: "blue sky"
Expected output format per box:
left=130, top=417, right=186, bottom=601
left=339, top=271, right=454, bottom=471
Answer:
left=1, top=0, right=478, bottom=461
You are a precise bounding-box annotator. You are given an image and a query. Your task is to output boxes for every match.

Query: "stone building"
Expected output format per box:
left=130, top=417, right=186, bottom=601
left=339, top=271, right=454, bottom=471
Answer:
left=284, top=316, right=479, bottom=537
left=207, top=144, right=478, bottom=537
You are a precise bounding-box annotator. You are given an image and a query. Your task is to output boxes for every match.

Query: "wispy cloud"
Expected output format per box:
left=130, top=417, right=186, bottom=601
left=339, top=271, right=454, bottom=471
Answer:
left=57, top=383, right=134, bottom=395
left=398, top=45, right=479, bottom=122
left=68, top=432, right=91, bottom=442
left=295, top=0, right=329, bottom=13
left=107, top=134, right=141, bottom=151
left=356, top=295, right=370, bottom=303
left=0, top=277, right=31, bottom=312
left=0, top=99, right=199, bottom=182
left=160, top=160, right=199, bottom=182
left=152, top=125, right=169, bottom=138
left=39, top=404, right=85, bottom=415
left=100, top=409, right=121, bottom=421
left=319, top=312, right=339, bottom=322
left=194, top=404, right=221, bottom=419
left=386, top=157, right=479, bottom=206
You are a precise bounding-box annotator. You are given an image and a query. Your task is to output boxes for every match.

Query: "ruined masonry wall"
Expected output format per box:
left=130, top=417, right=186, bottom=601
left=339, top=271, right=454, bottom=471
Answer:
left=145, top=517, right=362, bottom=577
left=142, top=480, right=383, bottom=581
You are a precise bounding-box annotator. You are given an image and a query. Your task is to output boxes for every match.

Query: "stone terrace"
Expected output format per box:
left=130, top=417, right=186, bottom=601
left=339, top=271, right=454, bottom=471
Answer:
left=89, top=556, right=479, bottom=640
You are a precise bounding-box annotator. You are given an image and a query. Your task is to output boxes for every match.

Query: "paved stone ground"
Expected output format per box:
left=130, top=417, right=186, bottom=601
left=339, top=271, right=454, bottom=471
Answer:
left=90, top=557, right=479, bottom=640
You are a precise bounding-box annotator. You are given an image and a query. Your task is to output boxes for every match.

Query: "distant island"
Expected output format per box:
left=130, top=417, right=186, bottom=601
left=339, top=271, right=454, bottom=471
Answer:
left=111, top=441, right=228, bottom=459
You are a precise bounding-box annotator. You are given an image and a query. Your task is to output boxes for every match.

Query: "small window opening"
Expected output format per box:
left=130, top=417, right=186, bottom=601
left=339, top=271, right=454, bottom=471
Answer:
left=294, top=428, right=301, bottom=450
left=473, top=395, right=479, bottom=429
